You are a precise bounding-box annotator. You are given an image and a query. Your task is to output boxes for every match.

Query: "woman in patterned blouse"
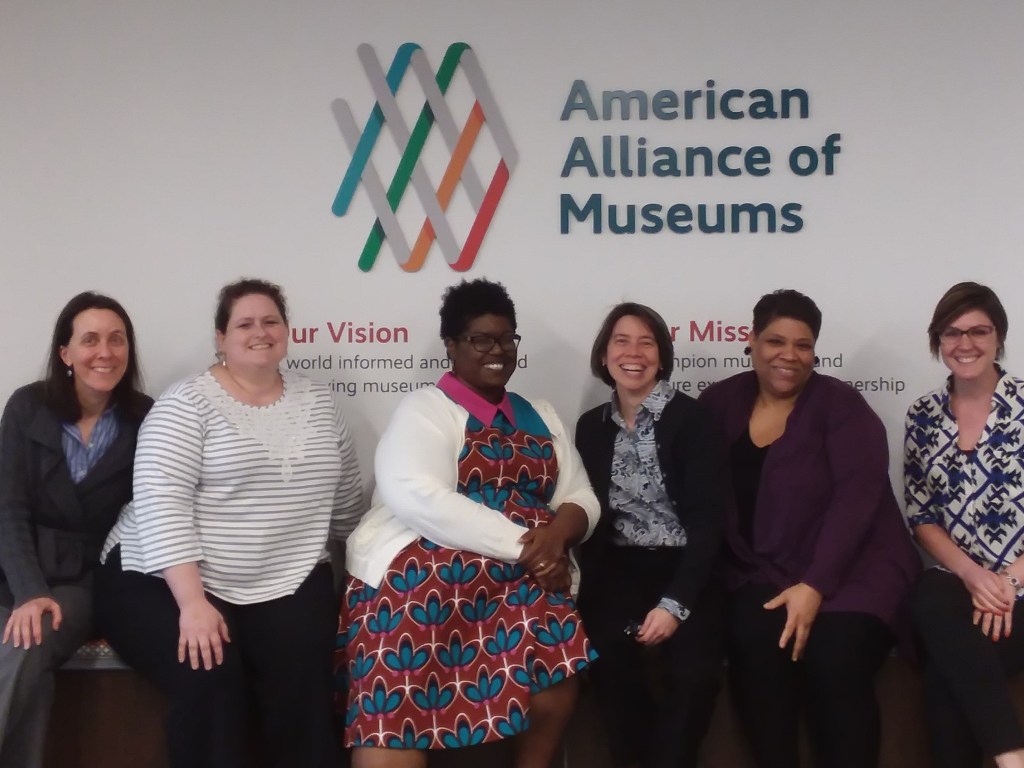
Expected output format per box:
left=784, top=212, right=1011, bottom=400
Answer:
left=905, top=282, right=1024, bottom=768
left=575, top=302, right=729, bottom=768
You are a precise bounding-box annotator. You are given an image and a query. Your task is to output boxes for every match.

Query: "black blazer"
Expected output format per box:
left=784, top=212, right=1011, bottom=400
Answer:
left=574, top=390, right=727, bottom=610
left=0, top=382, right=151, bottom=606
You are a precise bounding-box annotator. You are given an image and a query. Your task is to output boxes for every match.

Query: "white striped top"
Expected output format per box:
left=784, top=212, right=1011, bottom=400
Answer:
left=102, top=370, right=364, bottom=604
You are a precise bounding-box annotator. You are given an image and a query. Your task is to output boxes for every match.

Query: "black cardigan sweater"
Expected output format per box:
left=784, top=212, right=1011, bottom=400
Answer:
left=574, top=390, right=727, bottom=610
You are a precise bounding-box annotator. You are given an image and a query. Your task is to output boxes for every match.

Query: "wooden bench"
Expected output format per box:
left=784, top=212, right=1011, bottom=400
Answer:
left=47, top=647, right=945, bottom=768
left=47, top=642, right=166, bottom=768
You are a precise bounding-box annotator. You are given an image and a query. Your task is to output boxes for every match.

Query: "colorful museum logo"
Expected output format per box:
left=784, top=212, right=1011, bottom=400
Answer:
left=332, top=43, right=517, bottom=272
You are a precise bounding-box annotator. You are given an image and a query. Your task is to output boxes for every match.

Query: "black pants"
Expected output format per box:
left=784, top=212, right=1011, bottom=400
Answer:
left=727, top=583, right=893, bottom=768
left=579, top=546, right=725, bottom=768
left=911, top=567, right=1024, bottom=767
left=94, top=548, right=339, bottom=768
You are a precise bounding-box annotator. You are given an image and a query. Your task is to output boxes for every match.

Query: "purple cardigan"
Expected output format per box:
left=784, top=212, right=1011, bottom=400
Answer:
left=698, top=371, right=920, bottom=629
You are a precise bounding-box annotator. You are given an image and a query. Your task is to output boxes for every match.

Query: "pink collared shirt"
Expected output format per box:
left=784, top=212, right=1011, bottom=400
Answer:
left=436, top=372, right=516, bottom=429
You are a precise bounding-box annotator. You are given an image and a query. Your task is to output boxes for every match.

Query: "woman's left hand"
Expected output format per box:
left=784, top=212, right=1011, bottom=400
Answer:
left=518, top=524, right=568, bottom=573
left=763, top=582, right=823, bottom=661
left=534, top=557, right=572, bottom=593
left=973, top=607, right=1013, bottom=641
left=518, top=524, right=571, bottom=592
left=636, top=607, right=680, bottom=646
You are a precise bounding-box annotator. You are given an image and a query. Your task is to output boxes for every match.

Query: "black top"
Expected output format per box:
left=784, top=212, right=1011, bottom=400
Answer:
left=729, top=428, right=769, bottom=547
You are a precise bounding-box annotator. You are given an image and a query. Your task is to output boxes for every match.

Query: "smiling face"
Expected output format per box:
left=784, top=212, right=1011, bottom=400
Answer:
left=749, top=317, right=816, bottom=400
left=216, top=292, right=288, bottom=372
left=939, top=309, right=999, bottom=383
left=603, top=314, right=661, bottom=402
left=59, top=308, right=130, bottom=406
left=445, top=313, right=517, bottom=403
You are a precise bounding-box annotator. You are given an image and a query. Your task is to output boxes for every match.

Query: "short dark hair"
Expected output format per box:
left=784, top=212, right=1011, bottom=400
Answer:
left=438, top=279, right=516, bottom=340
left=751, top=289, right=822, bottom=340
left=589, top=302, right=674, bottom=388
left=215, top=278, right=288, bottom=333
left=927, top=281, right=1008, bottom=359
left=44, top=292, right=148, bottom=422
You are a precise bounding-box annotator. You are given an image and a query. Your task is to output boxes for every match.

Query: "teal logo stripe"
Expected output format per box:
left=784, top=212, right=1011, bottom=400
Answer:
left=332, top=43, right=421, bottom=218
left=357, top=43, right=469, bottom=271
left=332, top=43, right=516, bottom=272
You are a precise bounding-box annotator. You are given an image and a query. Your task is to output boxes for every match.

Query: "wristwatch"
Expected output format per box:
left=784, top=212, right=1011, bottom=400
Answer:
left=1002, top=572, right=1024, bottom=598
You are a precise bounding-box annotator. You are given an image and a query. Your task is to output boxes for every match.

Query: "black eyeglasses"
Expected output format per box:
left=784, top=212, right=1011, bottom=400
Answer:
left=460, top=333, right=522, bottom=353
left=939, top=325, right=995, bottom=344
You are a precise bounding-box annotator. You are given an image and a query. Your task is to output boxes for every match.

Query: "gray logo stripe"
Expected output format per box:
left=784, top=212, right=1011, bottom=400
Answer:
left=460, top=49, right=518, bottom=170
left=358, top=45, right=461, bottom=265
left=331, top=98, right=412, bottom=261
left=410, top=49, right=485, bottom=208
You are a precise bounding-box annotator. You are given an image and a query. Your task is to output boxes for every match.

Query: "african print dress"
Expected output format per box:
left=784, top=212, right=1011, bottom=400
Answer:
left=338, top=393, right=595, bottom=749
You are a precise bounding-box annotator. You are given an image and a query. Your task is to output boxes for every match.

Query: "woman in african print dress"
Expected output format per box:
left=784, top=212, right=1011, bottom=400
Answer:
left=338, top=279, right=600, bottom=768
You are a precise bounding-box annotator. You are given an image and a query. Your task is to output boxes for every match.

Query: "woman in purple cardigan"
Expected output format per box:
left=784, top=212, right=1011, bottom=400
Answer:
left=697, top=289, right=919, bottom=768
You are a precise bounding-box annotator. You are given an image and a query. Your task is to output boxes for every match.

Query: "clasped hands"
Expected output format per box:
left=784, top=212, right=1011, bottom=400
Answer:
left=964, top=564, right=1016, bottom=642
left=518, top=523, right=572, bottom=593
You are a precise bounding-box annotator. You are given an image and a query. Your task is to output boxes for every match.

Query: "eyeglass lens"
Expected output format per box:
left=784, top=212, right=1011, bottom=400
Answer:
left=940, top=325, right=994, bottom=342
left=467, top=334, right=520, bottom=352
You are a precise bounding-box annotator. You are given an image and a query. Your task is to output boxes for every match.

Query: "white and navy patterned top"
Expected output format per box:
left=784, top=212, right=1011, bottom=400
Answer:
left=62, top=407, right=119, bottom=483
left=103, top=370, right=364, bottom=604
left=609, top=380, right=690, bottom=621
left=904, top=368, right=1024, bottom=573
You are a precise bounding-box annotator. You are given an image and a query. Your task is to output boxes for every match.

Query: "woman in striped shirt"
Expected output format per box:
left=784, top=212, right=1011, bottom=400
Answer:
left=96, top=278, right=364, bottom=768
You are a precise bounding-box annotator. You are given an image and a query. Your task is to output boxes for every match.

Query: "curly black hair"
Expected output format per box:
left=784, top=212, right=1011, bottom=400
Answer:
left=438, top=279, right=517, bottom=340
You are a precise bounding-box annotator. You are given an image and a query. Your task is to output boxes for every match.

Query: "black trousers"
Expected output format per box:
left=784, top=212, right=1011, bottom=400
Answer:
left=727, top=583, right=893, bottom=768
left=94, top=548, right=339, bottom=768
left=579, top=546, right=726, bottom=768
left=911, top=567, right=1024, bottom=767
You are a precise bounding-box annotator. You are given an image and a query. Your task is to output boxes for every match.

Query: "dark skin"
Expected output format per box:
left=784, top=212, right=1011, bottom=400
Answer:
left=445, top=314, right=589, bottom=594
left=354, top=312, right=589, bottom=768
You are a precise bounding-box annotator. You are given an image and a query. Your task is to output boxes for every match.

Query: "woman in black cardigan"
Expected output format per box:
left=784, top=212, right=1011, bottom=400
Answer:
left=0, top=292, right=150, bottom=768
left=575, top=302, right=728, bottom=768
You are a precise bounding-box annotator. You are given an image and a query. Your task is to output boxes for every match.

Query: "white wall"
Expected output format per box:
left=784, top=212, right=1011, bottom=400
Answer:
left=2, top=0, right=1021, bottom=479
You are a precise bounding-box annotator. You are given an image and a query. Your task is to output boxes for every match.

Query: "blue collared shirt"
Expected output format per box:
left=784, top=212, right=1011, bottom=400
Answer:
left=62, top=407, right=119, bottom=483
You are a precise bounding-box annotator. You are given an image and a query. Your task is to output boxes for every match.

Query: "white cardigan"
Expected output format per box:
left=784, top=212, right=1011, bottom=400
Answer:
left=346, top=386, right=600, bottom=588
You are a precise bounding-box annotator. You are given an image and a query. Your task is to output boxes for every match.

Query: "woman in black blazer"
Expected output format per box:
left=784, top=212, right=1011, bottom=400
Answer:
left=575, top=302, right=728, bottom=768
left=0, top=292, right=150, bottom=768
